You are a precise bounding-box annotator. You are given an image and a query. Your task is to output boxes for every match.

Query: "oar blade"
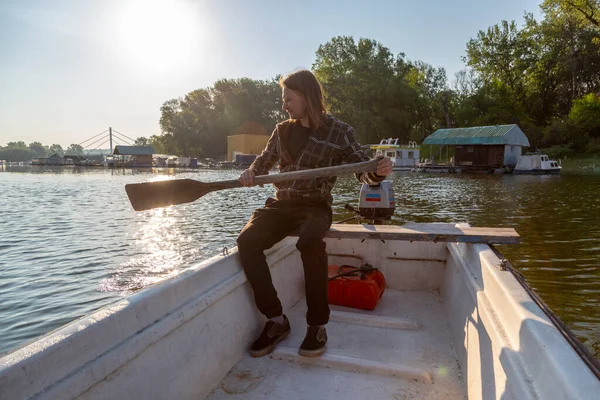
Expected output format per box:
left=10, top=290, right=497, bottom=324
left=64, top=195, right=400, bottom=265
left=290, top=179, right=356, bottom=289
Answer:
left=125, top=179, right=207, bottom=211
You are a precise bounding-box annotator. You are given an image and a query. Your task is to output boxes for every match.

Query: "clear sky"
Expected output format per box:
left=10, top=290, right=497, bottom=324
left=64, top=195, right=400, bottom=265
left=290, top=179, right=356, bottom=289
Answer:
left=0, top=0, right=542, bottom=147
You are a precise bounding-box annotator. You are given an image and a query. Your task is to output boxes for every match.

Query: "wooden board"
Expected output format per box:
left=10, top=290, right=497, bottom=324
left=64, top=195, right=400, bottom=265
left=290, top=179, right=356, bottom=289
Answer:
left=322, top=223, right=519, bottom=244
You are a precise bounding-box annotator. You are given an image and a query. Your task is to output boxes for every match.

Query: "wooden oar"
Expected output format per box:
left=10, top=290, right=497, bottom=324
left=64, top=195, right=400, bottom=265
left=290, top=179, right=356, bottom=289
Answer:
left=125, top=159, right=379, bottom=211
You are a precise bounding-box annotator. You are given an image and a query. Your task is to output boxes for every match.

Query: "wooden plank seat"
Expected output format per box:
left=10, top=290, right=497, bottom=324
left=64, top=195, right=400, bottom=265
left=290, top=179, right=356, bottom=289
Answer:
left=304, top=223, right=520, bottom=244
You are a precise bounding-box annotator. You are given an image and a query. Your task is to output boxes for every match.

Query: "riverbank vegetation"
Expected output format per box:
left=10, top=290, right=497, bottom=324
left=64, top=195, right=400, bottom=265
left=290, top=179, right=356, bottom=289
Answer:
left=151, top=0, right=599, bottom=159
left=3, top=0, right=599, bottom=162
left=0, top=142, right=84, bottom=163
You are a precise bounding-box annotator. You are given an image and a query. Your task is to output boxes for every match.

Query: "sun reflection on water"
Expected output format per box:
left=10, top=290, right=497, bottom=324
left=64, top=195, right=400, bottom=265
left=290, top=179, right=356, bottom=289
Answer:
left=98, top=205, right=199, bottom=294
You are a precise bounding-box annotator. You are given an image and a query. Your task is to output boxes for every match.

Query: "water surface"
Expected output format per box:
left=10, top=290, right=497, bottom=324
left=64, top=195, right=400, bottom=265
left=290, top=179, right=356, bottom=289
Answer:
left=1, top=166, right=598, bottom=359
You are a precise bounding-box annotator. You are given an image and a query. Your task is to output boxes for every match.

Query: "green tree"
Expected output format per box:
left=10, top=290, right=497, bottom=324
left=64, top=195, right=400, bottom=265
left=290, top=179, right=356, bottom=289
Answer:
left=522, top=11, right=600, bottom=118
left=66, top=144, right=84, bottom=156
left=7, top=141, right=27, bottom=148
left=542, top=0, right=600, bottom=32
left=313, top=36, right=417, bottom=144
left=158, top=78, right=285, bottom=158
left=149, top=134, right=176, bottom=155
left=463, top=6, right=600, bottom=147
left=134, top=137, right=149, bottom=146
left=48, top=144, right=64, bottom=157
left=569, top=93, right=600, bottom=138
left=211, top=78, right=287, bottom=134
left=451, top=69, right=487, bottom=126
left=0, top=146, right=34, bottom=162
left=152, top=10, right=598, bottom=156
left=159, top=97, right=198, bottom=156
left=465, top=20, right=532, bottom=108
left=405, top=61, right=452, bottom=138
left=28, top=142, right=47, bottom=158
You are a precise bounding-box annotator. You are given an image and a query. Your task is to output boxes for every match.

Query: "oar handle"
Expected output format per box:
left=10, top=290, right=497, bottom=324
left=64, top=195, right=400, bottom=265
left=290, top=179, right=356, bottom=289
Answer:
left=255, top=159, right=379, bottom=185
left=214, top=159, right=379, bottom=190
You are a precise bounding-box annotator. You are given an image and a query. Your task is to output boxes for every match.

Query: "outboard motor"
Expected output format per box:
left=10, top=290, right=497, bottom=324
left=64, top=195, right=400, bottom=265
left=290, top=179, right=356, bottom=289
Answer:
left=358, top=181, right=395, bottom=220
left=344, top=181, right=395, bottom=224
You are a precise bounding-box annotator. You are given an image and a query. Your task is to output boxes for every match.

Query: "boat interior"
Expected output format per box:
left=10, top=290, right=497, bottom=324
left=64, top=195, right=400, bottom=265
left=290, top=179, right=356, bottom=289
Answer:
left=1, top=223, right=597, bottom=400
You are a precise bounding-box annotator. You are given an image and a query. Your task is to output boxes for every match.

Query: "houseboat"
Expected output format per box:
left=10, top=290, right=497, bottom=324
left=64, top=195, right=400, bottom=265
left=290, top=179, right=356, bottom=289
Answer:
left=422, top=125, right=530, bottom=173
left=371, top=139, right=420, bottom=171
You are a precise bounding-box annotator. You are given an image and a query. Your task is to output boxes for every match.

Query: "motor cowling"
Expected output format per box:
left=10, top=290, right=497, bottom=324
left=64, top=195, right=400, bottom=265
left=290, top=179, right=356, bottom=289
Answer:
left=357, top=181, right=395, bottom=221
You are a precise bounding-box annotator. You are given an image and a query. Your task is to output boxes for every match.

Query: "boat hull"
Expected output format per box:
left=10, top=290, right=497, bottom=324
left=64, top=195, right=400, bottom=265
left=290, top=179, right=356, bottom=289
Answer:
left=513, top=168, right=561, bottom=174
left=1, top=224, right=598, bottom=399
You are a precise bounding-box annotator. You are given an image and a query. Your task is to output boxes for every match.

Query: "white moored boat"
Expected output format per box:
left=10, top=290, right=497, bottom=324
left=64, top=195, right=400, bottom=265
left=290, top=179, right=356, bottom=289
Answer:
left=371, top=139, right=420, bottom=171
left=513, top=153, right=561, bottom=174
left=1, top=223, right=599, bottom=399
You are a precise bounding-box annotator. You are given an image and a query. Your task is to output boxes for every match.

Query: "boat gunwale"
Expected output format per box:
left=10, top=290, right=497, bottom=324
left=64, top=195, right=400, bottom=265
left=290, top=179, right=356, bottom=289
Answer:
left=0, top=238, right=299, bottom=399
left=445, top=227, right=600, bottom=399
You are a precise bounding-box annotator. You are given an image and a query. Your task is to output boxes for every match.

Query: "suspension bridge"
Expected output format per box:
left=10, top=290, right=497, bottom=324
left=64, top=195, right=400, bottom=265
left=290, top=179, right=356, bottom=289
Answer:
left=78, top=127, right=139, bottom=154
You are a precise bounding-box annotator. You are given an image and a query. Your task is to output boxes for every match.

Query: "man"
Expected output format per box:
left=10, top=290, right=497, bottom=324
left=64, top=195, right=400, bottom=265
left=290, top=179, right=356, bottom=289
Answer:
left=237, top=69, right=392, bottom=358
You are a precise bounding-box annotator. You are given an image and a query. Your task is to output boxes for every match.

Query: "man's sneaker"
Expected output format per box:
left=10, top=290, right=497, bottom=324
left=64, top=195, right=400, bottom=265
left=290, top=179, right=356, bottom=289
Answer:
left=250, top=315, right=291, bottom=357
left=298, top=325, right=327, bottom=357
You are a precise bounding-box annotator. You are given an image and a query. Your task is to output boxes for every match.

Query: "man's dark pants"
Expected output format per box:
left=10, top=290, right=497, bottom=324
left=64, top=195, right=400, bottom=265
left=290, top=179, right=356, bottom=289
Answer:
left=237, top=198, right=332, bottom=326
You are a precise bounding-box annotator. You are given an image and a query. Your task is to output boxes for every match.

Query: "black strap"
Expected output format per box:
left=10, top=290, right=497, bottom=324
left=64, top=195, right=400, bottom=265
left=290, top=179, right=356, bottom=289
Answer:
left=328, top=264, right=377, bottom=281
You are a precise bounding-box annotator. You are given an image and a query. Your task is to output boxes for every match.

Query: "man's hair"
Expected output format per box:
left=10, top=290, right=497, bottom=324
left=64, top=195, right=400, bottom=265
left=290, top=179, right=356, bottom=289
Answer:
left=280, top=70, right=326, bottom=130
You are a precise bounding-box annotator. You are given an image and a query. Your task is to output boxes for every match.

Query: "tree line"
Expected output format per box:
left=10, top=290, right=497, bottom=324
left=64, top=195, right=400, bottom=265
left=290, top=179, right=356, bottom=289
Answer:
left=146, top=78, right=287, bottom=158
left=151, top=0, right=599, bottom=160
left=4, top=0, right=599, bottom=162
left=0, top=142, right=85, bottom=163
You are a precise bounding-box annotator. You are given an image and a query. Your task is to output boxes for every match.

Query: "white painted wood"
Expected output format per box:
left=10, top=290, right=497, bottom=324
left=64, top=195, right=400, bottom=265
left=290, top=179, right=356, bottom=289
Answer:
left=325, top=223, right=520, bottom=244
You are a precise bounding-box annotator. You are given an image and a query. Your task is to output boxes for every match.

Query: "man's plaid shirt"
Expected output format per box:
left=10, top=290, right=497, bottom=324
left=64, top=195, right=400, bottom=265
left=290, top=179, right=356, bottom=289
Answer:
left=250, top=114, right=384, bottom=205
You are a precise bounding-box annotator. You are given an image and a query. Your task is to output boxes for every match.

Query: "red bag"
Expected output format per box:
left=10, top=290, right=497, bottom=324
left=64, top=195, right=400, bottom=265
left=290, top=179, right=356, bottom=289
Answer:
left=327, top=265, right=386, bottom=310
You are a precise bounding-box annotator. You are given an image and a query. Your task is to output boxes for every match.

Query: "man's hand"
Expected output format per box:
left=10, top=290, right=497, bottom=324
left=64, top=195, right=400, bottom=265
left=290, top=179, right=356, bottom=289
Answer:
left=239, top=168, right=255, bottom=187
left=376, top=155, right=393, bottom=176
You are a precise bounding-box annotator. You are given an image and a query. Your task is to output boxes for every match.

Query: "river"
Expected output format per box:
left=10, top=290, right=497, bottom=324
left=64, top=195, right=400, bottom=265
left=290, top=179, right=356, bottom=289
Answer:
left=1, top=165, right=598, bottom=359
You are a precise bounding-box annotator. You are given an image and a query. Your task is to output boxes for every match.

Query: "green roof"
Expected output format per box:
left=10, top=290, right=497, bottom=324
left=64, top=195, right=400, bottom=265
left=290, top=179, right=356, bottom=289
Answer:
left=113, top=146, right=155, bottom=155
left=423, top=124, right=530, bottom=146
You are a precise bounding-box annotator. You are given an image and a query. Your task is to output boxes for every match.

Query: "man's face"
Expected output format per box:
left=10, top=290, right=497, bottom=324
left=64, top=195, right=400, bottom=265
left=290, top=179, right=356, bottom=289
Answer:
left=282, top=87, right=307, bottom=120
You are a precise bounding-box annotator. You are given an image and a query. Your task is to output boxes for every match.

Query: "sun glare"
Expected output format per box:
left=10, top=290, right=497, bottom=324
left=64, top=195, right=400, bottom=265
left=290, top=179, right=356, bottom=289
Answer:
left=116, top=0, right=200, bottom=75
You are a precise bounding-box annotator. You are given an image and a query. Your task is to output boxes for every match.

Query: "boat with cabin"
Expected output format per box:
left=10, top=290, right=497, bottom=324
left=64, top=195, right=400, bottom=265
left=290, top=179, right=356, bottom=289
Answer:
left=102, top=155, right=116, bottom=168
left=513, top=153, right=561, bottom=174
left=370, top=139, right=420, bottom=171
left=166, top=157, right=177, bottom=167
left=1, top=221, right=599, bottom=399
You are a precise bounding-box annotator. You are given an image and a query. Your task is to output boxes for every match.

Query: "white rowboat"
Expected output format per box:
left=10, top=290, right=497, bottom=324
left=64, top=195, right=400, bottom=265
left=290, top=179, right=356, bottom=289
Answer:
left=1, top=223, right=598, bottom=399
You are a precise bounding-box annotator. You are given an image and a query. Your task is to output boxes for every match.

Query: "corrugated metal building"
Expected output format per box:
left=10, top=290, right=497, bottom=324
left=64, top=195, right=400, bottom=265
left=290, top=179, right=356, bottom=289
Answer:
left=423, top=125, right=530, bottom=169
left=227, top=134, right=269, bottom=162
left=113, top=146, right=155, bottom=167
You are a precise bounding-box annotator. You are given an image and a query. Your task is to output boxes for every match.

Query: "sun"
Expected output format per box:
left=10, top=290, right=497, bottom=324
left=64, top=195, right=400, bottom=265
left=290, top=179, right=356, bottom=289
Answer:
left=116, top=0, right=200, bottom=75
